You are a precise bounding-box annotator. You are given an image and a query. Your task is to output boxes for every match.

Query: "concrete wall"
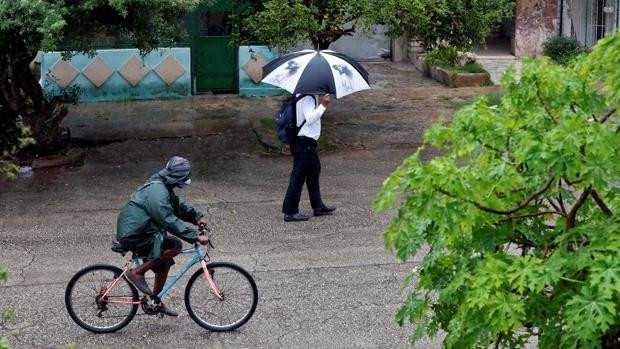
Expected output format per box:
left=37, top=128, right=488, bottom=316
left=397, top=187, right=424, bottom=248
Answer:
left=40, top=48, right=191, bottom=103
left=329, top=25, right=391, bottom=61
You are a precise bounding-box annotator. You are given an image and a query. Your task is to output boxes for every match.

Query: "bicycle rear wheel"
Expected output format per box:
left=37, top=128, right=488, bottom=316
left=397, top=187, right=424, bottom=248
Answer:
left=185, top=262, right=258, bottom=331
left=65, top=264, right=139, bottom=333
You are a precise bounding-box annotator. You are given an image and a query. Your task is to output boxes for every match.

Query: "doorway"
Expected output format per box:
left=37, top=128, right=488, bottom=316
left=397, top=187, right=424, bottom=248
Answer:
left=189, top=0, right=237, bottom=93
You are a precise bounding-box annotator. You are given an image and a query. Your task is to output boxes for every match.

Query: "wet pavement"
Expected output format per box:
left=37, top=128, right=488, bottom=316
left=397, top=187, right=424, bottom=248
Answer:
left=0, top=61, right=501, bottom=348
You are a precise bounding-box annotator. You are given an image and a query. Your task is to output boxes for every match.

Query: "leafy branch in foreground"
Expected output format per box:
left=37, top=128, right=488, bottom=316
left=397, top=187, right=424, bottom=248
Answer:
left=374, top=30, right=620, bottom=349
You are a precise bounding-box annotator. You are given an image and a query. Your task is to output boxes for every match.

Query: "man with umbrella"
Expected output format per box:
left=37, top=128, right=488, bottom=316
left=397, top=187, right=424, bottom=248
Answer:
left=282, top=93, right=336, bottom=222
left=261, top=49, right=371, bottom=221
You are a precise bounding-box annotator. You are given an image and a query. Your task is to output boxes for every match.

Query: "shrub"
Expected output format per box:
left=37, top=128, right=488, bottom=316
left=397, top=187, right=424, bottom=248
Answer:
left=424, top=46, right=459, bottom=67
left=543, top=36, right=585, bottom=65
left=425, top=47, right=487, bottom=74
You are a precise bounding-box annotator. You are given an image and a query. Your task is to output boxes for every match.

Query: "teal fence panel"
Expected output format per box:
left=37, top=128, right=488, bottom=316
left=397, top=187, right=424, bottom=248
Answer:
left=40, top=48, right=191, bottom=103
left=238, top=46, right=286, bottom=97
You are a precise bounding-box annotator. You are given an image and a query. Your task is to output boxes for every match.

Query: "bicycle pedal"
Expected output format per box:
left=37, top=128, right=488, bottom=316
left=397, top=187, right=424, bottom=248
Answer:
left=156, top=312, right=165, bottom=319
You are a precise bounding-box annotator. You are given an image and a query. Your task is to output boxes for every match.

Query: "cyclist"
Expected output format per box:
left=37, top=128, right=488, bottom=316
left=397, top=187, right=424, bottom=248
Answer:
left=116, top=156, right=209, bottom=317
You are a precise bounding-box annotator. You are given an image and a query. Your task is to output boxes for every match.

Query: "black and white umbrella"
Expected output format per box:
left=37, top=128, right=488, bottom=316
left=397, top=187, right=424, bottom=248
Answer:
left=261, top=49, right=370, bottom=99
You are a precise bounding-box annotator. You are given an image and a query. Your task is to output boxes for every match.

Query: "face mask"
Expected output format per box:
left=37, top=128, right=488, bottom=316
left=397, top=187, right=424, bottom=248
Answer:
left=178, top=178, right=191, bottom=188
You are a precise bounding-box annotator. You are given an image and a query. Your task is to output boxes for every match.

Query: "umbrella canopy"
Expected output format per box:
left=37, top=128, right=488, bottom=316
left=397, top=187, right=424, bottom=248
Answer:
left=261, top=49, right=370, bottom=99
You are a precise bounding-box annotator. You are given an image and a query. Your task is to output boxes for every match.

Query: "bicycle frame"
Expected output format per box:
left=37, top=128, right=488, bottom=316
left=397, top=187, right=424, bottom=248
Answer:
left=100, top=244, right=222, bottom=305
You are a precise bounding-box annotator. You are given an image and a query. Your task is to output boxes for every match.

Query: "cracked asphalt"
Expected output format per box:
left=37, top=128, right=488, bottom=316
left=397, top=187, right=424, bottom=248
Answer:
left=0, top=62, right=500, bottom=349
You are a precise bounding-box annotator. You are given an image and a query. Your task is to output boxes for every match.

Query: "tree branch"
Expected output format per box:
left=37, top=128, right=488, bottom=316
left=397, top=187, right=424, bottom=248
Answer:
left=591, top=189, right=613, bottom=217
left=565, top=187, right=591, bottom=229
left=437, top=174, right=556, bottom=215
left=599, top=108, right=616, bottom=124
left=535, top=80, right=559, bottom=124
left=507, top=210, right=565, bottom=220
left=557, top=190, right=567, bottom=214
left=546, top=197, right=562, bottom=213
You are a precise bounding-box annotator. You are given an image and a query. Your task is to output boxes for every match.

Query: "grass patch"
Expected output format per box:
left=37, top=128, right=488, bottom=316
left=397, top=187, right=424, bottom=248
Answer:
left=442, top=62, right=487, bottom=74
left=409, top=95, right=426, bottom=101
left=260, top=117, right=275, bottom=129
left=444, top=89, right=506, bottom=109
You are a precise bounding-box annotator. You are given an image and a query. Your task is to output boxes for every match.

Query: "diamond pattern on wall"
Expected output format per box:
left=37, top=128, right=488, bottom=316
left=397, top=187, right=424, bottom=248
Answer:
left=48, top=59, right=79, bottom=88
left=154, top=55, right=185, bottom=86
left=83, top=56, right=114, bottom=88
left=242, top=53, right=268, bottom=84
left=119, top=56, right=150, bottom=87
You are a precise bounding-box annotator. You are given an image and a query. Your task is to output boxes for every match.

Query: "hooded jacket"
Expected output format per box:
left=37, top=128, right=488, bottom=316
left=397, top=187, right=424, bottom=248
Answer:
left=116, top=171, right=203, bottom=259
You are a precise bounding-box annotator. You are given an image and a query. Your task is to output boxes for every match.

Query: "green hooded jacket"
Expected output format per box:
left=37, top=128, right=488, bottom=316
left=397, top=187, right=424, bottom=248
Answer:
left=116, top=171, right=203, bottom=259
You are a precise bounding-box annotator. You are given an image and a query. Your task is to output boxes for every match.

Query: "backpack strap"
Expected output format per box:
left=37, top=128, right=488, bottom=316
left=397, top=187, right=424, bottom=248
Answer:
left=293, top=94, right=315, bottom=130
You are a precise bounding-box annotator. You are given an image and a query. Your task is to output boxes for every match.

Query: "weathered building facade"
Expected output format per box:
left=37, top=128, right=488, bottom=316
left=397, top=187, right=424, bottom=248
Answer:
left=513, top=0, right=619, bottom=57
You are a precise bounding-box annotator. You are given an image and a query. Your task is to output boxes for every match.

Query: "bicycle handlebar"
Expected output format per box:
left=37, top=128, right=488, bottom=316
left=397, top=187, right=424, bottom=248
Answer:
left=197, top=225, right=214, bottom=248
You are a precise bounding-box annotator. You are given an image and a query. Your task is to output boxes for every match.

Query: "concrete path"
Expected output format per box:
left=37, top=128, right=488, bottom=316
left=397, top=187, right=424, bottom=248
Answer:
left=477, top=55, right=522, bottom=85
left=475, top=36, right=523, bottom=85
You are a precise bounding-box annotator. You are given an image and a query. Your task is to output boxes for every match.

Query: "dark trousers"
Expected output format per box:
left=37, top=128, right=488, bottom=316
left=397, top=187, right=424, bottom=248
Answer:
left=282, top=137, right=324, bottom=214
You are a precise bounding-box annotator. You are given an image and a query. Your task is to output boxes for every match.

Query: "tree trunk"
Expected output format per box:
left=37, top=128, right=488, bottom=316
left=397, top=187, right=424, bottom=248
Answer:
left=0, top=30, right=68, bottom=160
left=313, top=27, right=356, bottom=51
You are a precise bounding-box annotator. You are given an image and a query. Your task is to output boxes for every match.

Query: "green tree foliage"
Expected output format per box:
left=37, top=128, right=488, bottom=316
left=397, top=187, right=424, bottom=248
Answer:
left=242, top=0, right=373, bottom=50
left=374, top=31, right=620, bottom=348
left=1, top=265, right=7, bottom=349
left=368, top=0, right=514, bottom=51
left=0, top=0, right=204, bottom=179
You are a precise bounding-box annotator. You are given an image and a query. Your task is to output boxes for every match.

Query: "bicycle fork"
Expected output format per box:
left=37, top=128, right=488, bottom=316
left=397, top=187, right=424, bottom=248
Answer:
left=200, top=259, right=224, bottom=300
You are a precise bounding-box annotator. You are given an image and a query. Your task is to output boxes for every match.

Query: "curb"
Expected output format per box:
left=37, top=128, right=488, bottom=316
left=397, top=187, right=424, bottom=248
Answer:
left=31, top=148, right=87, bottom=169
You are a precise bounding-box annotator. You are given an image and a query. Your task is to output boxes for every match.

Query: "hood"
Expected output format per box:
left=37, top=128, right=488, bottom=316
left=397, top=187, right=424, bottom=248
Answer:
left=156, top=156, right=192, bottom=187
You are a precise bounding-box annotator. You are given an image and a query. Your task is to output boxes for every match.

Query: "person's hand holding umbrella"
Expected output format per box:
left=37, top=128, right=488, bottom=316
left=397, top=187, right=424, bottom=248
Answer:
left=320, top=94, right=332, bottom=107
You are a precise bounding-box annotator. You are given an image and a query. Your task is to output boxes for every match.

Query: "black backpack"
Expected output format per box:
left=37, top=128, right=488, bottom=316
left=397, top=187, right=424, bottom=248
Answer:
left=275, top=94, right=312, bottom=144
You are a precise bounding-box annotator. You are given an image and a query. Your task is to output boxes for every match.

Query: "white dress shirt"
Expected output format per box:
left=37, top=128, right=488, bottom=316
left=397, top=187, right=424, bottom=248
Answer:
left=295, top=95, right=326, bottom=140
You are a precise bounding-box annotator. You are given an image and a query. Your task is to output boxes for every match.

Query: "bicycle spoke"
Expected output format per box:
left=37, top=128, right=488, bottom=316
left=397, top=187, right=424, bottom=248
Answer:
left=65, top=265, right=139, bottom=333
left=185, top=262, right=257, bottom=331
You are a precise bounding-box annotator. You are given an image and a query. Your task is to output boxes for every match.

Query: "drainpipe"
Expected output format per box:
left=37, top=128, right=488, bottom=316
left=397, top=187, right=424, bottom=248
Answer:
left=585, top=0, right=589, bottom=46
left=559, top=0, right=564, bottom=35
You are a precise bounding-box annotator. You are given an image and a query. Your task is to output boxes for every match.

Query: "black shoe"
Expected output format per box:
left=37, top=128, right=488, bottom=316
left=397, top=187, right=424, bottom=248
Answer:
left=155, top=301, right=178, bottom=317
left=313, top=205, right=336, bottom=216
left=125, top=270, right=153, bottom=295
left=284, top=213, right=309, bottom=222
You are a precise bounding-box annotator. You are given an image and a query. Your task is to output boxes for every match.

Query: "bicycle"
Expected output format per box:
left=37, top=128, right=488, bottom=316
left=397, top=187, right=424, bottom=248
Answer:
left=64, top=227, right=258, bottom=333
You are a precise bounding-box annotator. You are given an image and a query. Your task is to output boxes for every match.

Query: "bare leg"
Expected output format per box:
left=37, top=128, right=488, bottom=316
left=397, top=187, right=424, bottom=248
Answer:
left=152, top=248, right=181, bottom=296
left=132, top=259, right=163, bottom=276
left=153, top=266, right=170, bottom=296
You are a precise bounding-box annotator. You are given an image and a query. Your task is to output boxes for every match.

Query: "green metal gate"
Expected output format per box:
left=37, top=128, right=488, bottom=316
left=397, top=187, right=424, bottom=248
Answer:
left=190, top=0, right=236, bottom=93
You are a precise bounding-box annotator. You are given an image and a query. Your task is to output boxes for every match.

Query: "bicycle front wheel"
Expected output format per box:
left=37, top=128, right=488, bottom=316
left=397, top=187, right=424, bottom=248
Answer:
left=65, top=264, right=139, bottom=333
left=185, top=262, right=258, bottom=331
